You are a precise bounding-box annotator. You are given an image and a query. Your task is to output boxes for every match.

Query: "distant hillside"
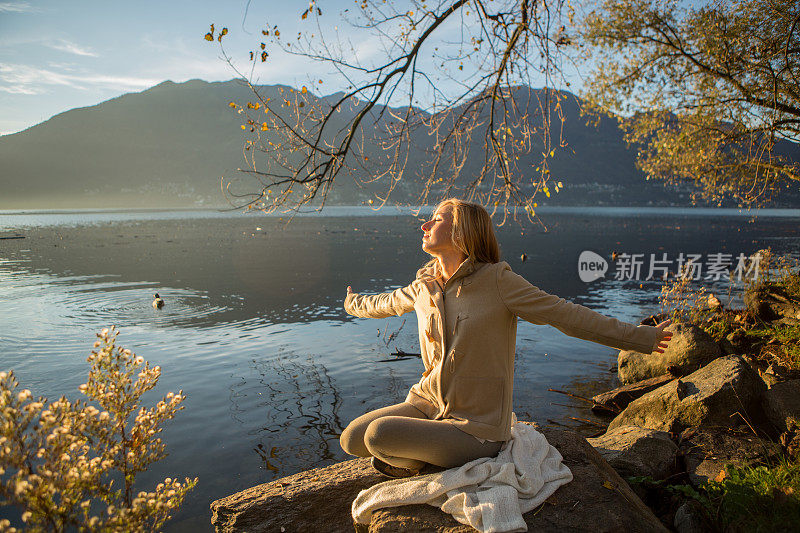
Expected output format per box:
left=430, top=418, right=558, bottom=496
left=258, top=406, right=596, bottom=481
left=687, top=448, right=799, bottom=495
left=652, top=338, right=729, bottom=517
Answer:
left=1, top=79, right=798, bottom=209
left=0, top=80, right=257, bottom=209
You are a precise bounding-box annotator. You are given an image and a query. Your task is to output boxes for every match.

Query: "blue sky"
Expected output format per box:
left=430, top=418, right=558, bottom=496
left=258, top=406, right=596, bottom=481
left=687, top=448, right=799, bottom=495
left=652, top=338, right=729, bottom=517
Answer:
left=0, top=1, right=575, bottom=135
left=0, top=0, right=365, bottom=135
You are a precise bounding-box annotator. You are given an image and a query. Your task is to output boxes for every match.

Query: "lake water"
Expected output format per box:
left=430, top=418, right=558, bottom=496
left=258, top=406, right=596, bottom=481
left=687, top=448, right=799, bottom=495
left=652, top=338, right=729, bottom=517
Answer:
left=0, top=207, right=798, bottom=530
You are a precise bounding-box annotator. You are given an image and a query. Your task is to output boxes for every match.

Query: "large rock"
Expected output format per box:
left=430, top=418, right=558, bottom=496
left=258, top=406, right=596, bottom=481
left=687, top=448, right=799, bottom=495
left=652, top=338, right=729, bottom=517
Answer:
left=210, top=458, right=383, bottom=532
left=762, top=379, right=800, bottom=432
left=588, top=425, right=678, bottom=480
left=679, top=427, right=782, bottom=486
left=608, top=355, right=766, bottom=433
left=673, top=501, right=709, bottom=533
left=211, top=424, right=668, bottom=532
left=744, top=281, right=800, bottom=322
left=592, top=374, right=675, bottom=414
left=617, top=323, right=721, bottom=384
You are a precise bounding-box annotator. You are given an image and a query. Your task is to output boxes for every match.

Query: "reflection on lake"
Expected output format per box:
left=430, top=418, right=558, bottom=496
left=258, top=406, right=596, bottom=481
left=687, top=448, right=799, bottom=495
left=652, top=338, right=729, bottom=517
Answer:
left=0, top=207, right=798, bottom=530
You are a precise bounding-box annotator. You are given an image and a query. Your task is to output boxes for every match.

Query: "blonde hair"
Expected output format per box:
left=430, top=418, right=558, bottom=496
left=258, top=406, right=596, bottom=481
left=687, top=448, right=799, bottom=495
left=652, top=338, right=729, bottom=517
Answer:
left=426, top=199, right=501, bottom=268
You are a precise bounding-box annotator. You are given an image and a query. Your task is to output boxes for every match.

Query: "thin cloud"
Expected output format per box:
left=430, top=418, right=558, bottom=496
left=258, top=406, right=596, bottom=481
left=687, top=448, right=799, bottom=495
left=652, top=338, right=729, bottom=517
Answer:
left=0, top=84, right=43, bottom=95
left=46, top=61, right=79, bottom=71
left=0, top=64, right=160, bottom=94
left=48, top=39, right=98, bottom=58
left=0, top=2, right=37, bottom=13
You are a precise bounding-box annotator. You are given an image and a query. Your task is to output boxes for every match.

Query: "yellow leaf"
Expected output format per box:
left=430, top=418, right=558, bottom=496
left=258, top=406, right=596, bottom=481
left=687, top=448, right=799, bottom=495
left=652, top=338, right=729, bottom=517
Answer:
left=261, top=123, right=269, bottom=131
left=241, top=125, right=246, bottom=130
left=261, top=51, right=268, bottom=62
left=204, top=33, right=214, bottom=41
left=714, top=469, right=727, bottom=483
left=301, top=86, right=308, bottom=94
left=228, top=102, right=236, bottom=108
left=602, top=480, right=615, bottom=490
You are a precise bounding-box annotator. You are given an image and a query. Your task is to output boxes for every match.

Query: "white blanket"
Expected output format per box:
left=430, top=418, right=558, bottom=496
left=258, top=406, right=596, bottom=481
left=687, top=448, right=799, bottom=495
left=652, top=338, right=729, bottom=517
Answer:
left=351, top=421, right=573, bottom=532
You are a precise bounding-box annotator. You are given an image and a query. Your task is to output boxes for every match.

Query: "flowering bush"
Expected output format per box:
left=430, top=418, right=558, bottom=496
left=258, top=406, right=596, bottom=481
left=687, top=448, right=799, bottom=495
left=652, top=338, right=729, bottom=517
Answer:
left=0, top=327, right=197, bottom=532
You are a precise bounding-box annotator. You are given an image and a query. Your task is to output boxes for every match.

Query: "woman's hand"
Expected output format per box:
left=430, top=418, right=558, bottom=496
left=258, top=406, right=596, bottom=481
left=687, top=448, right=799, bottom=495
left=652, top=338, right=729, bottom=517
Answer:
left=652, top=319, right=674, bottom=354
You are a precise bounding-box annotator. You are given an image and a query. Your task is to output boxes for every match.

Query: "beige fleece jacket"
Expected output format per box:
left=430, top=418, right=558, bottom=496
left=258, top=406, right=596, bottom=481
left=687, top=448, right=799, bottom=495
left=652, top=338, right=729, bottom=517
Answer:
left=344, top=259, right=660, bottom=441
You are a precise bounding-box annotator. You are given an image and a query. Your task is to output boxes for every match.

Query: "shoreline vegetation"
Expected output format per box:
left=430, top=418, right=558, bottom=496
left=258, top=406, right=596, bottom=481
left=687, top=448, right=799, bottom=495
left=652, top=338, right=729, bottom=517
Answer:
left=0, top=328, right=196, bottom=532
left=584, top=249, right=800, bottom=530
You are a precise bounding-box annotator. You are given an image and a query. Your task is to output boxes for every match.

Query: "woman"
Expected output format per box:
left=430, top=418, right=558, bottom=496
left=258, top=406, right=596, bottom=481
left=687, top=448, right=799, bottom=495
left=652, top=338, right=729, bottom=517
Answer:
left=341, top=199, right=673, bottom=478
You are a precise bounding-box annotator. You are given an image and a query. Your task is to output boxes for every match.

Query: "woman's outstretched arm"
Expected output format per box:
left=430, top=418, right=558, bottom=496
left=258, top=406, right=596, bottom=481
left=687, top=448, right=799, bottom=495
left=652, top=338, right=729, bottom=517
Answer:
left=344, top=283, right=417, bottom=319
left=497, top=263, right=672, bottom=355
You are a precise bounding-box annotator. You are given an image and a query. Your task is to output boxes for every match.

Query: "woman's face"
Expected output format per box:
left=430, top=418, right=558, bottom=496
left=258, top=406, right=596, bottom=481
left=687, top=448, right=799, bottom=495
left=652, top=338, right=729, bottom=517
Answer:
left=421, top=207, right=456, bottom=256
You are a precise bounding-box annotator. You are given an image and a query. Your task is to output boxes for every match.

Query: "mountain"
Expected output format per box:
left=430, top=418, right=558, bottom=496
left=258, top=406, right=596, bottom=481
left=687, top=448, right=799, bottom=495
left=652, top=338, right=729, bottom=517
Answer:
left=1, top=80, right=258, bottom=209
left=1, top=79, right=798, bottom=209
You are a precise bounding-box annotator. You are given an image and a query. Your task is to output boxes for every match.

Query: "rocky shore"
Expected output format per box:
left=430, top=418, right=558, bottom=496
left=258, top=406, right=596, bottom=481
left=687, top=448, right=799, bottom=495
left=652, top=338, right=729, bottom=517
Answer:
left=211, top=273, right=800, bottom=531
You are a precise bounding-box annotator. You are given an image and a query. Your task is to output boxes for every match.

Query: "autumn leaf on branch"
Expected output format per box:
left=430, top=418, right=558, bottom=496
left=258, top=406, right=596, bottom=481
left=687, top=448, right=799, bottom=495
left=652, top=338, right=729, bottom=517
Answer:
left=209, top=1, right=579, bottom=222
left=580, top=0, right=800, bottom=207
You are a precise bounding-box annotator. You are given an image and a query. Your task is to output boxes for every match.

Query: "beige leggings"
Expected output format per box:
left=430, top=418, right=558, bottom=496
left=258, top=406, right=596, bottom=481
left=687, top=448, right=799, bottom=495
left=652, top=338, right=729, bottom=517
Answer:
left=339, top=402, right=504, bottom=470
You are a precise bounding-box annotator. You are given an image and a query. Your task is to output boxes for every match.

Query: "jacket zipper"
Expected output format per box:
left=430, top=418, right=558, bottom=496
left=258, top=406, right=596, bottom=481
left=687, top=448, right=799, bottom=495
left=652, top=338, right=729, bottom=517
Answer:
left=440, top=287, right=446, bottom=360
